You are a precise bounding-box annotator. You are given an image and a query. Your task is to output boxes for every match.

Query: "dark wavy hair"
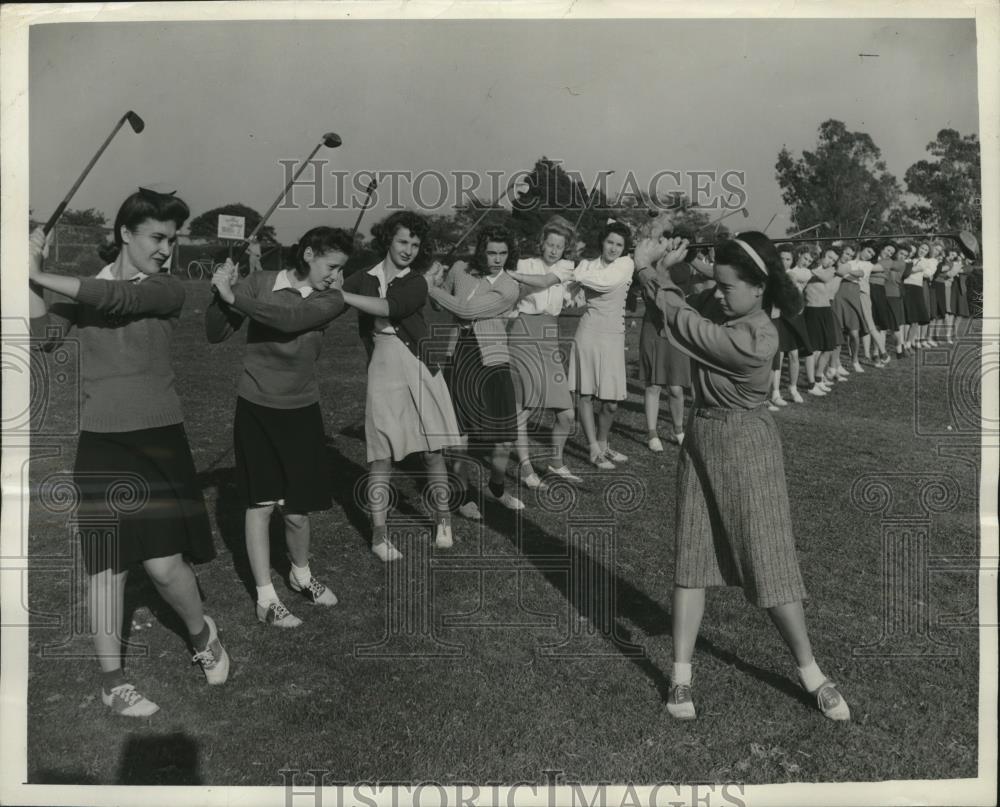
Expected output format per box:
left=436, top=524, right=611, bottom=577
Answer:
left=714, top=231, right=802, bottom=318
left=292, top=226, right=354, bottom=279
left=99, top=187, right=190, bottom=263
left=371, top=210, right=435, bottom=273
left=469, top=226, right=519, bottom=277
left=597, top=219, right=632, bottom=256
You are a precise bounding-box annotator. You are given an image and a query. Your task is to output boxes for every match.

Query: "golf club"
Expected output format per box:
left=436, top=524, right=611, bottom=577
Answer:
left=694, top=206, right=749, bottom=237
left=43, top=110, right=145, bottom=235
left=444, top=174, right=524, bottom=263
left=572, top=170, right=616, bottom=232
left=350, top=177, right=379, bottom=241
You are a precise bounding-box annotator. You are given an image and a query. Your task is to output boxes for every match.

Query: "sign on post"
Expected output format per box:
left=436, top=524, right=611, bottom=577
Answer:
left=217, top=215, right=246, bottom=240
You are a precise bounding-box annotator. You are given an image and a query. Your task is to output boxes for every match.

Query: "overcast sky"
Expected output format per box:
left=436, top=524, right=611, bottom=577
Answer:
left=28, top=17, right=979, bottom=243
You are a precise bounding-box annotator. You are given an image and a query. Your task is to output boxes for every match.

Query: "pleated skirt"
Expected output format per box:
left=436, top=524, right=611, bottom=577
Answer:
left=952, top=279, right=970, bottom=318
left=931, top=282, right=949, bottom=318
left=903, top=285, right=930, bottom=325
left=776, top=311, right=812, bottom=354
left=871, top=285, right=897, bottom=331
left=366, top=332, right=463, bottom=462
left=74, top=424, right=215, bottom=575
left=804, top=306, right=837, bottom=352
left=447, top=329, right=518, bottom=445
left=836, top=283, right=867, bottom=334
left=568, top=322, right=627, bottom=401
left=508, top=313, right=574, bottom=411
left=674, top=406, right=807, bottom=608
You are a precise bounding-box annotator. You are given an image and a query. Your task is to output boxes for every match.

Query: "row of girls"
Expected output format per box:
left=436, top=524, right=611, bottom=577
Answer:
left=761, top=238, right=977, bottom=409
left=27, top=188, right=647, bottom=717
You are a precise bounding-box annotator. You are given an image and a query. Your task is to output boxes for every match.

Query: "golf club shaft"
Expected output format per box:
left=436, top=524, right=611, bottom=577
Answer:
left=350, top=179, right=378, bottom=241
left=246, top=140, right=327, bottom=246
left=44, top=114, right=133, bottom=235
left=445, top=177, right=518, bottom=261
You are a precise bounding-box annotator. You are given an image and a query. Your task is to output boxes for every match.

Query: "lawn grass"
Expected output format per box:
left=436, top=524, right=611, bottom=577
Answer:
left=25, top=284, right=982, bottom=786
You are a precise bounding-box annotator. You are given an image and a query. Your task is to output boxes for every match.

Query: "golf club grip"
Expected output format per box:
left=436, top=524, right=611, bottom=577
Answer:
left=43, top=201, right=69, bottom=236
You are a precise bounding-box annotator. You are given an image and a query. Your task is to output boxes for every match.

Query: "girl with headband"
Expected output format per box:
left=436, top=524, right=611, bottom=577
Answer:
left=634, top=230, right=851, bottom=723
left=29, top=189, right=229, bottom=716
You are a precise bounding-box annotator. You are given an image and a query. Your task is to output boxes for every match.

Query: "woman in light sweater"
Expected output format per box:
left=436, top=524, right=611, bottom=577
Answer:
left=206, top=227, right=349, bottom=626
left=29, top=189, right=229, bottom=717
left=565, top=220, right=635, bottom=469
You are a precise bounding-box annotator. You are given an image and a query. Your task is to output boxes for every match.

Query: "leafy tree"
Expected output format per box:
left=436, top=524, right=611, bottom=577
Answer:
left=775, top=120, right=902, bottom=237
left=511, top=157, right=610, bottom=248
left=62, top=208, right=108, bottom=228
left=904, top=129, right=981, bottom=234
left=188, top=203, right=276, bottom=242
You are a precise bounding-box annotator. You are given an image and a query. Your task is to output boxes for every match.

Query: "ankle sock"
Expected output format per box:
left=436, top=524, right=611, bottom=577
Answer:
left=256, top=583, right=278, bottom=607
left=671, top=662, right=692, bottom=686
left=372, top=524, right=389, bottom=545
left=101, top=668, right=127, bottom=694
left=797, top=659, right=826, bottom=691
left=290, top=562, right=312, bottom=587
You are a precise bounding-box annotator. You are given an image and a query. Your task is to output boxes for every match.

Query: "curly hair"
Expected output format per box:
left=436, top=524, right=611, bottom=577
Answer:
left=714, top=231, right=802, bottom=318
left=371, top=210, right=436, bottom=273
left=100, top=187, right=190, bottom=263
left=597, top=219, right=633, bottom=256
left=538, top=215, right=575, bottom=257
left=469, top=226, right=519, bottom=277
left=292, top=227, right=354, bottom=279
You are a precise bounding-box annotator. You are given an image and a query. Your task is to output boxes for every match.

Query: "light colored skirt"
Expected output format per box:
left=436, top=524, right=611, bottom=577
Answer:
left=508, top=313, right=573, bottom=411
left=674, top=405, right=807, bottom=608
left=365, top=333, right=462, bottom=463
left=568, top=322, right=627, bottom=401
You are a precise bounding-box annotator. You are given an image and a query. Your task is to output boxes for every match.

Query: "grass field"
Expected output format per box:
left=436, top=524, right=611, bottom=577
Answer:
left=24, top=280, right=982, bottom=786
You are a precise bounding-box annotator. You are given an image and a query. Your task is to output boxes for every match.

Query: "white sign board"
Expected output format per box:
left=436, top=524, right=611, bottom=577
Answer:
left=217, top=214, right=246, bottom=240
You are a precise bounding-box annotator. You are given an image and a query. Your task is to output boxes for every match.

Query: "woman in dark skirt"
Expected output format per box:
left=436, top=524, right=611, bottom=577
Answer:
left=870, top=243, right=899, bottom=340
left=902, top=241, right=932, bottom=348
left=884, top=242, right=908, bottom=358
left=29, top=190, right=229, bottom=717
left=427, top=226, right=524, bottom=516
left=635, top=230, right=851, bottom=723
left=207, top=227, right=350, bottom=627
left=770, top=246, right=813, bottom=404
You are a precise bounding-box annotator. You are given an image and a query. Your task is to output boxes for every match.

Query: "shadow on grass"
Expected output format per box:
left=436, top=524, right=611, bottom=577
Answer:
left=116, top=732, right=202, bottom=785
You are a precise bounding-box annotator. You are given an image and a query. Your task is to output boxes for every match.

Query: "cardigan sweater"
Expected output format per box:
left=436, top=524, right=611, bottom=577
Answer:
left=31, top=270, right=186, bottom=433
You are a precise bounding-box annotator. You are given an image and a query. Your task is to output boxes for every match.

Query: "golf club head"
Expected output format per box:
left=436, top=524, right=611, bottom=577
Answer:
left=323, top=132, right=343, bottom=148
left=126, top=111, right=145, bottom=133
left=957, top=230, right=980, bottom=260
left=740, top=208, right=750, bottom=218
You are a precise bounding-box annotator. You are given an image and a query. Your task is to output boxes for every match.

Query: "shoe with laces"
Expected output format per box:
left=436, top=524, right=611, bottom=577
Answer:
left=102, top=682, right=160, bottom=717
left=648, top=436, right=664, bottom=452
left=666, top=682, right=696, bottom=720
left=290, top=575, right=338, bottom=606
left=256, top=599, right=303, bottom=628
left=604, top=446, right=629, bottom=463
left=521, top=471, right=549, bottom=491
left=485, top=488, right=525, bottom=511
left=805, top=679, right=851, bottom=721
left=434, top=522, right=454, bottom=548
left=818, top=381, right=834, bottom=392
left=546, top=465, right=582, bottom=483
left=788, top=387, right=804, bottom=404
left=767, top=402, right=780, bottom=412
left=590, top=450, right=616, bottom=470
left=770, top=394, right=789, bottom=406
left=666, top=432, right=685, bottom=445
left=808, top=383, right=827, bottom=397
left=836, top=367, right=850, bottom=379
left=852, top=361, right=865, bottom=373
left=458, top=500, right=483, bottom=520
left=191, top=615, right=230, bottom=685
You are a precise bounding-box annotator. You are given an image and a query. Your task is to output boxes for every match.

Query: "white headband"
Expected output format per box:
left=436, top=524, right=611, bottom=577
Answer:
left=731, top=238, right=769, bottom=277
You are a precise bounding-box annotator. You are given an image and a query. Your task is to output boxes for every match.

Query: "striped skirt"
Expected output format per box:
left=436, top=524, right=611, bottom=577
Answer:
left=674, top=405, right=807, bottom=608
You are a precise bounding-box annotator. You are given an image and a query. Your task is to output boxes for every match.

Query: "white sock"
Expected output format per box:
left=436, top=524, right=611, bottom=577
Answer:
left=256, top=583, right=278, bottom=607
left=290, top=562, right=312, bottom=587
left=797, top=659, right=826, bottom=691
left=672, top=662, right=692, bottom=686
left=590, top=442, right=603, bottom=456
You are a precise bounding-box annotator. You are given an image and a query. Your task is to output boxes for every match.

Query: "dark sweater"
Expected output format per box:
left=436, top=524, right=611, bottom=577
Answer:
left=31, top=273, right=186, bottom=433
left=342, top=265, right=443, bottom=373
left=205, top=270, right=346, bottom=408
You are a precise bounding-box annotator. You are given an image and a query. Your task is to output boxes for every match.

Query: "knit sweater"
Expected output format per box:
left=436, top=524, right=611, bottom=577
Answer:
left=31, top=272, right=186, bottom=433
left=204, top=270, right=346, bottom=409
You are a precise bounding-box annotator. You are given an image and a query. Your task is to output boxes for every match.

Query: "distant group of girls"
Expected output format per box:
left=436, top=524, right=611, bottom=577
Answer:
left=32, top=184, right=979, bottom=725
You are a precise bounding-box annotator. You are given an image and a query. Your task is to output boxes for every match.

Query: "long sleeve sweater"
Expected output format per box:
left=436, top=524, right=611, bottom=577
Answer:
left=204, top=270, right=346, bottom=408
left=31, top=271, right=188, bottom=433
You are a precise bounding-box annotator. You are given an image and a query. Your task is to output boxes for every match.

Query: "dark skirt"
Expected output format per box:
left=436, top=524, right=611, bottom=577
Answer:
left=74, top=424, right=215, bottom=575
left=931, top=282, right=949, bottom=318
left=804, top=306, right=837, bottom=352
left=903, top=285, right=930, bottom=325
left=233, top=396, right=332, bottom=513
left=448, top=329, right=517, bottom=445
left=638, top=317, right=691, bottom=388
left=776, top=311, right=812, bottom=354
left=829, top=295, right=845, bottom=345
left=886, top=295, right=905, bottom=330
left=952, top=278, right=969, bottom=318
left=674, top=406, right=807, bottom=608
left=870, top=285, right=897, bottom=331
